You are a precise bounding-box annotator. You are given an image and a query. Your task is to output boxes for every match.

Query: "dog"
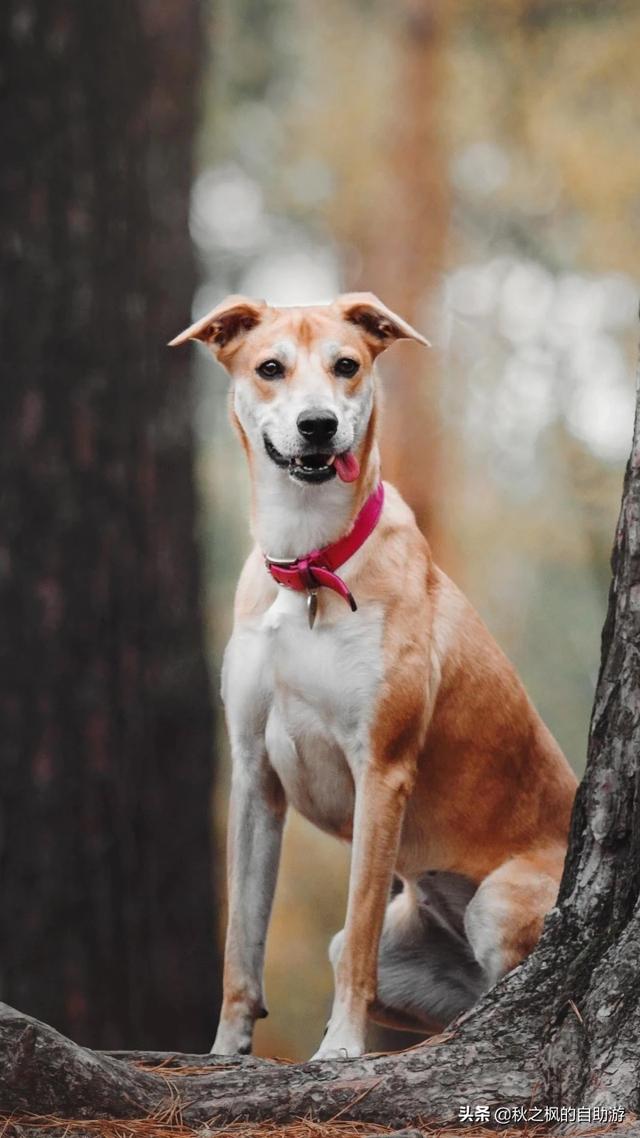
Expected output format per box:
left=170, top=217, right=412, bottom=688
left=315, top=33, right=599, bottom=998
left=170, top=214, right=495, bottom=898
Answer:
left=170, top=292, right=577, bottom=1060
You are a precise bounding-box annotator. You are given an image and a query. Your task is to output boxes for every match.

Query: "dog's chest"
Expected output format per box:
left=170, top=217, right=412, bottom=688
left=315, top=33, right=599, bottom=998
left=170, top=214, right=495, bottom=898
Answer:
left=226, top=589, right=384, bottom=837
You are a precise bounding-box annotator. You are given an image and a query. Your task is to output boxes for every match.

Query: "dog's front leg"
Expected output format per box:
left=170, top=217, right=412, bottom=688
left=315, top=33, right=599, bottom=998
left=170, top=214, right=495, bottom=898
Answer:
left=311, top=759, right=413, bottom=1060
left=211, top=756, right=286, bottom=1055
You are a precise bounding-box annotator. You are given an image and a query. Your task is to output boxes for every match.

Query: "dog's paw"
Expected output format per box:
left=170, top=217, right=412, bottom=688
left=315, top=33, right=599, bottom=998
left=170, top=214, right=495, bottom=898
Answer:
left=309, top=1042, right=364, bottom=1061
left=309, top=1028, right=365, bottom=1061
left=210, top=1023, right=252, bottom=1056
left=309, top=1008, right=366, bottom=1061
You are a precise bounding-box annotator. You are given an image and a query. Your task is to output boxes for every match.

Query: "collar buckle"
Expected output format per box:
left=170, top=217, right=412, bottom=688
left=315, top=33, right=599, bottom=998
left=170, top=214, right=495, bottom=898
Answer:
left=265, top=554, right=296, bottom=567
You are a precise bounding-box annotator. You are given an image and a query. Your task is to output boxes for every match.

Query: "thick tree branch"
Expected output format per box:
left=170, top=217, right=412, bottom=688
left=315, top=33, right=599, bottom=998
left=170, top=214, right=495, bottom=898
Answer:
left=0, top=992, right=539, bottom=1128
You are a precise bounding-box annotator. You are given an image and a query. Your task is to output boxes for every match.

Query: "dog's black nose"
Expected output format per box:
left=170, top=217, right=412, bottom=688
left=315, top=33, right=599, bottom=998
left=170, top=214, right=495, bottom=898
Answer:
left=297, top=409, right=338, bottom=445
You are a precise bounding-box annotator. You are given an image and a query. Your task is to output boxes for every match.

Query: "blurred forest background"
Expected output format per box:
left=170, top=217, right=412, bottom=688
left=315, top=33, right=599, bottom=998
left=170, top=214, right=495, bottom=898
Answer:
left=2, top=0, right=639, bottom=1065
left=196, top=0, right=640, bottom=1059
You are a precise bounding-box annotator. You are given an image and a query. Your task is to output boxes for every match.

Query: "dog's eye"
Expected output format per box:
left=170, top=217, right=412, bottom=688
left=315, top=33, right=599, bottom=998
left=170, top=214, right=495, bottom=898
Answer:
left=256, top=359, right=284, bottom=380
left=334, top=357, right=359, bottom=378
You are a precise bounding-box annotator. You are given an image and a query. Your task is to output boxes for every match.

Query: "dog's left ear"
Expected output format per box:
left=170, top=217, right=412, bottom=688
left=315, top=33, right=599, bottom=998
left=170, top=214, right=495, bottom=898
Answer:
left=168, top=295, right=266, bottom=354
left=337, top=292, right=430, bottom=356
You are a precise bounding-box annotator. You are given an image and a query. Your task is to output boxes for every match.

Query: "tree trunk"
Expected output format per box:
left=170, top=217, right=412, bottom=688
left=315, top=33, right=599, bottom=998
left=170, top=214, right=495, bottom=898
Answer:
left=0, top=1, right=219, bottom=1052
left=2, top=356, right=639, bottom=1127
left=354, top=0, right=451, bottom=567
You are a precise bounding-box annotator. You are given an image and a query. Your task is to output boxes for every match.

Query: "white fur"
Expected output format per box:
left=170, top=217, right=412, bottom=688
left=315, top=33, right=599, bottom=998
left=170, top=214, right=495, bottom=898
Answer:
left=464, top=886, right=510, bottom=988
left=252, top=445, right=369, bottom=559
left=233, top=338, right=376, bottom=558
left=226, top=587, right=385, bottom=838
left=217, top=556, right=385, bottom=1060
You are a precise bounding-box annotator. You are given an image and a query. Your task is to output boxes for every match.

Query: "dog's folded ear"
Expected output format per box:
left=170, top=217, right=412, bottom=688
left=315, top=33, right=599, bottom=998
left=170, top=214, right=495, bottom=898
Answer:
left=337, top=292, right=430, bottom=355
left=168, top=295, right=266, bottom=353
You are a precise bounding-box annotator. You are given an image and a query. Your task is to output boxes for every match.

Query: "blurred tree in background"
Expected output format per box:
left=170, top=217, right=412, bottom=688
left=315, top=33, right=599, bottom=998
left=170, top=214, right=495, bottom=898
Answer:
left=192, top=0, right=640, bottom=1059
left=0, top=1, right=219, bottom=1050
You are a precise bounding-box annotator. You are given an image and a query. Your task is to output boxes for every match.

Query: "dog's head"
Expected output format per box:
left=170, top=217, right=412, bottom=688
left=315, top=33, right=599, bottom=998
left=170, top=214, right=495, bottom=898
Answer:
left=170, top=293, right=428, bottom=487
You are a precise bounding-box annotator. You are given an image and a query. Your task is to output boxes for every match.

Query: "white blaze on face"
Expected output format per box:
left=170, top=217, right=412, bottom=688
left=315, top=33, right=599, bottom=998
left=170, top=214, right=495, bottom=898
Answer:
left=233, top=336, right=374, bottom=465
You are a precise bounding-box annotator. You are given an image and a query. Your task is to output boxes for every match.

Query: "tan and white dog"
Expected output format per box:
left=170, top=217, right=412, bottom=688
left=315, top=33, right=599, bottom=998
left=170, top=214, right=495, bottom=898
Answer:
left=170, top=293, right=577, bottom=1061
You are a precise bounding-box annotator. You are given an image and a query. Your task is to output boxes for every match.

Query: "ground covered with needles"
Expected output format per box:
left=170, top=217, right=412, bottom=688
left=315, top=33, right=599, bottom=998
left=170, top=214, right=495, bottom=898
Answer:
left=2, top=1118, right=640, bottom=1138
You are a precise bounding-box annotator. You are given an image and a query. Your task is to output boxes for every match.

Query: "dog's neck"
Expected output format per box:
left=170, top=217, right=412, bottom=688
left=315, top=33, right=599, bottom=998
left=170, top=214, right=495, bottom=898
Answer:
left=251, top=445, right=381, bottom=561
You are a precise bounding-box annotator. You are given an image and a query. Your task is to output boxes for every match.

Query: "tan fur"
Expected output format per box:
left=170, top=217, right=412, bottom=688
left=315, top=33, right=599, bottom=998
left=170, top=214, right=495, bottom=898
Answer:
left=172, top=293, right=577, bottom=1057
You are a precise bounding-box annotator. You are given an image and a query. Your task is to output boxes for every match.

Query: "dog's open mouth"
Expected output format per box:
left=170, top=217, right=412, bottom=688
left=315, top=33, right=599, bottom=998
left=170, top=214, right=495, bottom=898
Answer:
left=264, top=436, right=360, bottom=484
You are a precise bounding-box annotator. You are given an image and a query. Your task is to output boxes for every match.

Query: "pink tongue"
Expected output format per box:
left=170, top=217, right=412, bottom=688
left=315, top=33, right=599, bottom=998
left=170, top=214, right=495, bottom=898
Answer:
left=334, top=451, right=360, bottom=483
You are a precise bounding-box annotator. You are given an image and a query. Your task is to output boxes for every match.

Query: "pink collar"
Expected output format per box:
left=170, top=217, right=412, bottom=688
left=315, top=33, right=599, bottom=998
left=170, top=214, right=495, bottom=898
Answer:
left=264, top=483, right=385, bottom=616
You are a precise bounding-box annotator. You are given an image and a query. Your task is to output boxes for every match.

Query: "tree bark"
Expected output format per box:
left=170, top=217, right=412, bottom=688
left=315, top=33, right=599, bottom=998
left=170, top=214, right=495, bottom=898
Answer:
left=0, top=1, right=219, bottom=1052
left=0, top=999, right=537, bottom=1126
left=542, top=378, right=640, bottom=1108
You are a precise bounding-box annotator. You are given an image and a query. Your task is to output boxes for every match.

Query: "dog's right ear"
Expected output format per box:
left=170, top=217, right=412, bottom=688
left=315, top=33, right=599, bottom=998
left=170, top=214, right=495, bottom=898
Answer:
left=168, top=295, right=266, bottom=355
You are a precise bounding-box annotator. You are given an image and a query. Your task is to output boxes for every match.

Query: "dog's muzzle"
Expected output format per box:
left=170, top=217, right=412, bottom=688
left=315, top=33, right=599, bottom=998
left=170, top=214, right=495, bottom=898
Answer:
left=263, top=434, right=359, bottom=484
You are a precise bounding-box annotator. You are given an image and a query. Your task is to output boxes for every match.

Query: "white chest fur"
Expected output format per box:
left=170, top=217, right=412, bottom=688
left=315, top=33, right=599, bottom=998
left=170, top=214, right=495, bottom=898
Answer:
left=223, top=588, right=384, bottom=838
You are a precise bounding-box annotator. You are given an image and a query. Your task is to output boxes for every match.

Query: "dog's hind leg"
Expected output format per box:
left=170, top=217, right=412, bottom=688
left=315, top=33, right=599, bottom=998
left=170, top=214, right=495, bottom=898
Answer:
left=329, top=873, right=485, bottom=1036
left=464, top=845, right=565, bottom=988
